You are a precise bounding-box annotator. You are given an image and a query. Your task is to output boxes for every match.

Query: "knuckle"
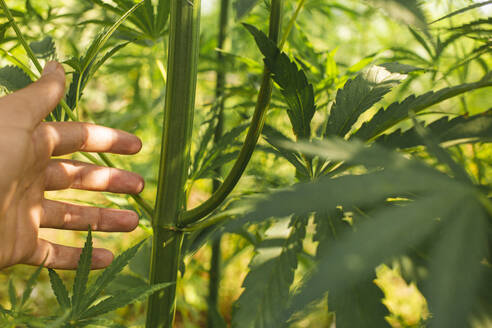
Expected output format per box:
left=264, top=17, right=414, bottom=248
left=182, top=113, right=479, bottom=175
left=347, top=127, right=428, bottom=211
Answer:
left=34, top=123, right=56, bottom=156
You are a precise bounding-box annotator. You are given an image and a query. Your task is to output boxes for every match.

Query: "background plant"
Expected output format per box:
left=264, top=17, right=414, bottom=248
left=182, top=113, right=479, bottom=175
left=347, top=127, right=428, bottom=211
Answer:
left=0, top=0, right=491, bottom=327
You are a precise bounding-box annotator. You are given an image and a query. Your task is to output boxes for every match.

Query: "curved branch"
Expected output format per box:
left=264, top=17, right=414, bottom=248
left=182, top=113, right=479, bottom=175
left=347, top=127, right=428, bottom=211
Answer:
left=181, top=0, right=284, bottom=225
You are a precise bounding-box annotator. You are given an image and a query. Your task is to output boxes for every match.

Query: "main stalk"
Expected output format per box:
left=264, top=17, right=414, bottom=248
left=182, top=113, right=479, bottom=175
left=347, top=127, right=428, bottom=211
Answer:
left=146, top=0, right=201, bottom=327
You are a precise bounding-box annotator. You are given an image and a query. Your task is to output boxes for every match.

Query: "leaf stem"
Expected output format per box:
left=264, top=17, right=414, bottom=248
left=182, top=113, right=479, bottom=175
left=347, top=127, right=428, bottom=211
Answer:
left=279, top=0, right=306, bottom=49
left=181, top=213, right=232, bottom=232
left=0, top=49, right=37, bottom=79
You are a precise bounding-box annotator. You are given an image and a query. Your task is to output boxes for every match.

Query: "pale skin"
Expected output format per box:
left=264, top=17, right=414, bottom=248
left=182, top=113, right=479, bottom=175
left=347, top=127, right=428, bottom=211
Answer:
left=0, top=61, right=144, bottom=270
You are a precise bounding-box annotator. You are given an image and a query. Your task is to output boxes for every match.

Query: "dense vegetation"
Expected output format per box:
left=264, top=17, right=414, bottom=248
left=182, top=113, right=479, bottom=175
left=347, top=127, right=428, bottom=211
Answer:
left=0, top=0, right=491, bottom=327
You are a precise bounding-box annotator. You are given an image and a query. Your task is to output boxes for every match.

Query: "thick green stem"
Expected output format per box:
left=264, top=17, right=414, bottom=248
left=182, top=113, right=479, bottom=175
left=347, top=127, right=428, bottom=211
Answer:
left=146, top=0, right=201, bottom=327
left=208, top=0, right=230, bottom=325
left=181, top=0, right=284, bottom=225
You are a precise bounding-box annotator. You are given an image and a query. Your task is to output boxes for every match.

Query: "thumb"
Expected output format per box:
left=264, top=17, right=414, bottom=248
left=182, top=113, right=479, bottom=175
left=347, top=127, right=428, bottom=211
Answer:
left=0, top=61, right=66, bottom=127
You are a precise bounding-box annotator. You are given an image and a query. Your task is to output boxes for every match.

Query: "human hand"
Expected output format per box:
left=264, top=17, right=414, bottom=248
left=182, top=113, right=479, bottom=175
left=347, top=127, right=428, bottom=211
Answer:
left=0, top=62, right=144, bottom=270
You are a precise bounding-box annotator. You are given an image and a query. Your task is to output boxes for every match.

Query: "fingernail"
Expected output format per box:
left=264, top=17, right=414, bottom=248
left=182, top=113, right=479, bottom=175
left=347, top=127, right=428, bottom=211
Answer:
left=137, top=178, right=145, bottom=193
left=42, top=61, right=58, bottom=76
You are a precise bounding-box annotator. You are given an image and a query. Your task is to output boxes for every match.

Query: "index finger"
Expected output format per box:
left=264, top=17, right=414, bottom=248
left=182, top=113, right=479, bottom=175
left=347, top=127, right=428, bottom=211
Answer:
left=0, top=62, right=65, bottom=128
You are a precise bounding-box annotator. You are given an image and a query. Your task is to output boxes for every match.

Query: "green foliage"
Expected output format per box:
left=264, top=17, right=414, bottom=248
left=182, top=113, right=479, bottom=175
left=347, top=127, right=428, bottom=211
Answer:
left=229, top=138, right=491, bottom=326
left=325, top=65, right=405, bottom=138
left=1, top=264, right=48, bottom=327
left=191, top=122, right=249, bottom=182
left=425, top=202, right=488, bottom=328
left=431, top=0, right=492, bottom=24
left=234, top=0, right=259, bottom=19
left=48, top=269, right=71, bottom=310
left=71, top=228, right=94, bottom=316
left=329, top=278, right=389, bottom=328
left=64, top=1, right=145, bottom=115
left=245, top=23, right=316, bottom=140
left=0, top=65, right=32, bottom=92
left=314, top=211, right=389, bottom=327
left=30, top=36, right=56, bottom=59
left=367, top=0, right=427, bottom=28
left=262, top=125, right=310, bottom=178
left=21, top=262, right=45, bottom=307
left=83, top=239, right=147, bottom=309
left=352, top=76, right=492, bottom=142
left=52, top=231, right=172, bottom=327
left=377, top=109, right=492, bottom=149
left=232, top=215, right=308, bottom=328
left=88, top=0, right=170, bottom=41
left=79, top=283, right=171, bottom=319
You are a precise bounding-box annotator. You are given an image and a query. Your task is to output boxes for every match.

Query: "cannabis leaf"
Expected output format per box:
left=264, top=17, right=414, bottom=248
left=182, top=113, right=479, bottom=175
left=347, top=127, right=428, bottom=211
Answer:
left=0, top=66, right=32, bottom=92
left=376, top=109, right=492, bottom=149
left=232, top=215, right=308, bottom=328
left=45, top=230, right=172, bottom=326
left=352, top=77, right=492, bottom=141
left=325, top=65, right=406, bottom=138
left=245, top=24, right=316, bottom=140
left=30, top=36, right=56, bottom=59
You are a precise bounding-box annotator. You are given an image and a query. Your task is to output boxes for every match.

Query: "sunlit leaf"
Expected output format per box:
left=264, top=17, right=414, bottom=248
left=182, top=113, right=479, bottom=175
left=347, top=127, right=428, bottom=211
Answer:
left=367, top=0, right=427, bottom=29
left=379, top=62, right=425, bottom=74
left=352, top=77, right=492, bottom=141
left=408, top=27, right=433, bottom=58
left=377, top=110, right=492, bottom=149
left=431, top=0, right=492, bottom=24
left=326, top=65, right=406, bottom=138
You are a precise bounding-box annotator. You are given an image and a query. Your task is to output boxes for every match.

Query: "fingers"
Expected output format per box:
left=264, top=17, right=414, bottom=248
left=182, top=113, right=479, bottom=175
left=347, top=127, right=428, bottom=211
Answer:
left=41, top=199, right=139, bottom=232
left=45, top=159, right=144, bottom=194
left=38, top=122, right=142, bottom=156
left=0, top=62, right=65, bottom=128
left=24, top=239, right=113, bottom=270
